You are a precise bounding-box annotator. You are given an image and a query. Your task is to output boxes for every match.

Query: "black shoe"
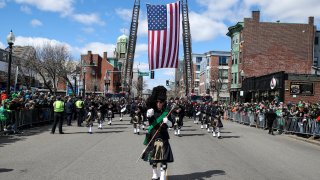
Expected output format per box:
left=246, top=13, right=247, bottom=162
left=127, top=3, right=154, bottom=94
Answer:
left=50, top=132, right=54, bottom=134
left=59, top=132, right=65, bottom=134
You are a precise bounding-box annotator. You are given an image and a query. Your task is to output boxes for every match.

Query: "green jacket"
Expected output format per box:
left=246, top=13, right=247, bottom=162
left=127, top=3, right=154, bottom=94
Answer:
left=0, top=106, right=8, bottom=122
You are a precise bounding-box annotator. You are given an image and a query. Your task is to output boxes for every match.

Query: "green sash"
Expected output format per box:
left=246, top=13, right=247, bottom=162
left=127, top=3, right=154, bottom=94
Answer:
left=143, top=110, right=168, bottom=145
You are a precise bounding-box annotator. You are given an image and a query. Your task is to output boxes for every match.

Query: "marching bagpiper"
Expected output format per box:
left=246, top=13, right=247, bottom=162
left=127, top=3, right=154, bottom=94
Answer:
left=141, top=86, right=174, bottom=180
left=85, top=101, right=95, bottom=134
left=212, top=104, right=224, bottom=138
left=132, top=101, right=143, bottom=135
left=119, top=98, right=126, bottom=121
left=106, top=99, right=114, bottom=125
left=171, top=97, right=184, bottom=136
left=199, top=102, right=206, bottom=129
left=193, top=103, right=200, bottom=124
left=97, top=101, right=104, bottom=129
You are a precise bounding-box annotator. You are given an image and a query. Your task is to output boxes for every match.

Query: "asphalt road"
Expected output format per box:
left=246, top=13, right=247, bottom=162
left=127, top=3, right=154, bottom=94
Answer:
left=1, top=115, right=320, bottom=180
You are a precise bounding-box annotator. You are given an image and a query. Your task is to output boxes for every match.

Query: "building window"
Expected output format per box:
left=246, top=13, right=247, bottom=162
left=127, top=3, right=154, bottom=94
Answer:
left=219, top=56, right=228, bottom=65
left=195, top=81, right=199, bottom=87
left=196, top=65, right=200, bottom=71
left=234, top=54, right=238, bottom=64
left=234, top=73, right=237, bottom=84
left=314, top=57, right=319, bottom=66
left=196, top=57, right=202, bottom=63
left=219, top=69, right=228, bottom=79
left=196, top=73, right=200, bottom=79
left=315, top=37, right=319, bottom=45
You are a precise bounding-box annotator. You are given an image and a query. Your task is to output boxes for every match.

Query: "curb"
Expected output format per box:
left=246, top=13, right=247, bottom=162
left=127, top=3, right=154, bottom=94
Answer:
left=286, top=135, right=320, bottom=146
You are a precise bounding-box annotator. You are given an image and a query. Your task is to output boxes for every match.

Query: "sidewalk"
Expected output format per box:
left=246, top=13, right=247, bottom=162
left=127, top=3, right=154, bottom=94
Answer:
left=286, top=135, right=320, bottom=146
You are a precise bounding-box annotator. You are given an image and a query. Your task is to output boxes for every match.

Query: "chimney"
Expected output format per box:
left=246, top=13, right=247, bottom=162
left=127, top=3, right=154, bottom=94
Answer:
left=308, top=16, right=314, bottom=25
left=252, top=11, right=260, bottom=22
left=103, top=52, right=107, bottom=59
left=88, top=51, right=92, bottom=55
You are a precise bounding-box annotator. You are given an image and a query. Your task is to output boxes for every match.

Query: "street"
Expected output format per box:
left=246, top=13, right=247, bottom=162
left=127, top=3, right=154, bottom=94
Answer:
left=1, top=115, right=320, bottom=180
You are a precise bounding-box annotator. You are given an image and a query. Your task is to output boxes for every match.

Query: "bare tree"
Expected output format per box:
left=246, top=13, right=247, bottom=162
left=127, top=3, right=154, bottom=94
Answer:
left=132, top=77, right=147, bottom=98
left=32, top=42, right=75, bottom=94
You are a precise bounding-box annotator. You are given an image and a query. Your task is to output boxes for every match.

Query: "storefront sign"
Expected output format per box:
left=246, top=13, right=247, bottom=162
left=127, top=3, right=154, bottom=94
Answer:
left=270, top=77, right=277, bottom=90
left=290, top=82, right=314, bottom=95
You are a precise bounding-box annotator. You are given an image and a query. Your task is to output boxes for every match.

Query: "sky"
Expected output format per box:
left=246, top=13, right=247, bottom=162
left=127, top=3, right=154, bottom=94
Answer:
left=0, top=0, right=319, bottom=89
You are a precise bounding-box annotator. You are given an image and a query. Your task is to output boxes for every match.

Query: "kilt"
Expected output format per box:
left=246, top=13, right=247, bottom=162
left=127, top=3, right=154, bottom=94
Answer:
left=142, top=139, right=174, bottom=164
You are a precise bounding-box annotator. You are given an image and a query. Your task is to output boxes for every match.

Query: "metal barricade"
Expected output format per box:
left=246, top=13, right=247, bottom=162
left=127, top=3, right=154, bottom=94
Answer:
left=248, top=111, right=256, bottom=126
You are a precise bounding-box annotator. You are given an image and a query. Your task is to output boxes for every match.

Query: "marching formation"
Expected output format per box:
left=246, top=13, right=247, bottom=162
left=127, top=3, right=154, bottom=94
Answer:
left=48, top=86, right=226, bottom=180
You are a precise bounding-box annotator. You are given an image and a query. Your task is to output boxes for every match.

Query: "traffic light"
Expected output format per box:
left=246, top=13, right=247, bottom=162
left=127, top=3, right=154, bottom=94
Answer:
left=150, top=71, right=154, bottom=79
left=166, top=80, right=169, bottom=86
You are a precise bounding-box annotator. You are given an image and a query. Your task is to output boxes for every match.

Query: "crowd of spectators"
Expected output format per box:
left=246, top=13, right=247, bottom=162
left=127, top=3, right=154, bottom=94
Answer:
left=227, top=99, right=320, bottom=139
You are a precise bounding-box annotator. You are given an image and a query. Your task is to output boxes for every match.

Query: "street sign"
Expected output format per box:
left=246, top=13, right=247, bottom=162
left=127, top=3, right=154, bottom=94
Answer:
left=138, top=72, right=149, bottom=76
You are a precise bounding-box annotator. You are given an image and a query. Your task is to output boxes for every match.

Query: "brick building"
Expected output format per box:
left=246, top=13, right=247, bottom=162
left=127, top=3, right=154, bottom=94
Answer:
left=80, top=51, right=121, bottom=95
left=242, top=71, right=320, bottom=104
left=199, top=51, right=230, bottom=102
left=227, top=11, right=316, bottom=102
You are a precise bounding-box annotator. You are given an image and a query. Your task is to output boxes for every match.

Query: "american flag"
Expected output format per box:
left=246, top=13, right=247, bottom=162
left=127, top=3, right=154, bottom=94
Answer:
left=147, top=1, right=180, bottom=70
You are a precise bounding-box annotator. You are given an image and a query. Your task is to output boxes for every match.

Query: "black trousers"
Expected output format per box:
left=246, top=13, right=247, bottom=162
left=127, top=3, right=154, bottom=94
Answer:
left=268, top=119, right=275, bottom=134
left=76, top=109, right=84, bottom=126
left=66, top=113, right=72, bottom=125
left=52, top=112, right=64, bottom=133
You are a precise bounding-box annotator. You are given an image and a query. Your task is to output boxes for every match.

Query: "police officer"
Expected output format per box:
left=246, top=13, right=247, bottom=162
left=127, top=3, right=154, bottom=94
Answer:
left=51, top=96, right=65, bottom=134
left=75, top=96, right=85, bottom=127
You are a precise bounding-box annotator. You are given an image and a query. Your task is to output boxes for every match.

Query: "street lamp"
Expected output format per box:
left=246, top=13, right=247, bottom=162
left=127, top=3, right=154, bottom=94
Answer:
left=240, top=70, right=245, bottom=82
left=6, top=30, right=15, bottom=96
left=73, top=75, right=77, bottom=96
left=82, top=68, right=86, bottom=98
left=104, top=77, right=110, bottom=95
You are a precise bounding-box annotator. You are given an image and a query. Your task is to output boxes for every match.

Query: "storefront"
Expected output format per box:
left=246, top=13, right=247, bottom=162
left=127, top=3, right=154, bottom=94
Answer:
left=242, top=71, right=320, bottom=103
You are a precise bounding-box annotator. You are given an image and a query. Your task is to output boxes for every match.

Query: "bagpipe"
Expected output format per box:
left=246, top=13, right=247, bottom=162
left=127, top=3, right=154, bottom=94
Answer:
left=136, top=104, right=177, bottom=163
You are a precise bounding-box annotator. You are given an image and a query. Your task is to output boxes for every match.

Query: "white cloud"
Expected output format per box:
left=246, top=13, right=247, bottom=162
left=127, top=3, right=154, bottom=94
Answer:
left=71, top=13, right=105, bottom=26
left=136, top=44, right=148, bottom=54
left=189, top=12, right=227, bottom=42
left=0, top=41, right=5, bottom=49
left=115, top=8, right=132, bottom=21
left=30, top=19, right=43, bottom=27
left=14, top=0, right=74, bottom=15
left=20, top=5, right=32, bottom=14
left=133, top=62, right=149, bottom=72
left=190, top=0, right=320, bottom=42
left=0, top=0, right=6, bottom=8
left=15, top=36, right=72, bottom=52
left=75, top=42, right=116, bottom=58
left=137, top=18, right=148, bottom=36
left=15, top=0, right=107, bottom=26
left=82, top=27, right=95, bottom=33
left=163, top=70, right=175, bottom=76
left=252, top=0, right=320, bottom=23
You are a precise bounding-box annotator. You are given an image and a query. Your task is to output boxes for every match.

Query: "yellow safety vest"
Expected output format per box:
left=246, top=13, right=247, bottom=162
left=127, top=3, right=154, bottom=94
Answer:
left=75, top=100, right=84, bottom=109
left=53, top=100, right=64, bottom=112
